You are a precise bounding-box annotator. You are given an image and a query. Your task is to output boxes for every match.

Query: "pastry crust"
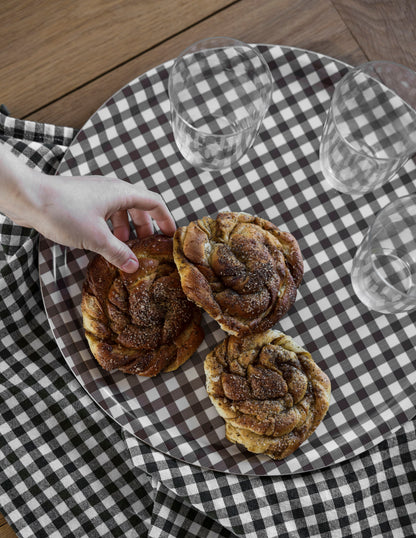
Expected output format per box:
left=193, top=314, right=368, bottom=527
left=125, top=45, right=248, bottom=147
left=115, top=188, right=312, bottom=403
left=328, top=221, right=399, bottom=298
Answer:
left=81, top=235, right=204, bottom=377
left=173, top=212, right=303, bottom=336
left=204, top=330, right=331, bottom=460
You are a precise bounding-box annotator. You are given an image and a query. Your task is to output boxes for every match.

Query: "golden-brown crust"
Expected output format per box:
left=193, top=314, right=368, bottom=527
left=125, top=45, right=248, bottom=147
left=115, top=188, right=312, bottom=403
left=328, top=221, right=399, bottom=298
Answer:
left=81, top=235, right=204, bottom=377
left=173, top=212, right=303, bottom=336
left=204, top=330, right=331, bottom=460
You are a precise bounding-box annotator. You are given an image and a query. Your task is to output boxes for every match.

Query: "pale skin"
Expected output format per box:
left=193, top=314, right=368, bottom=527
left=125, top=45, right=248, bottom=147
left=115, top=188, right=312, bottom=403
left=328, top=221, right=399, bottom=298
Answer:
left=0, top=145, right=176, bottom=272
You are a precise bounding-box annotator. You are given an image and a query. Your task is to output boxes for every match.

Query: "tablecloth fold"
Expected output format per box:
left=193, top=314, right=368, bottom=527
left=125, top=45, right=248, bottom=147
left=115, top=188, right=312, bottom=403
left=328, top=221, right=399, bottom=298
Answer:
left=0, top=112, right=415, bottom=538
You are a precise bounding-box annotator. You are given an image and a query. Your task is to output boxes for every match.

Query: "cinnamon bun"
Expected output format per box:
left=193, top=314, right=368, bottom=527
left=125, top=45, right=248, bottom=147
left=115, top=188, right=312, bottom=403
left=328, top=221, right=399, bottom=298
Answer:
left=81, top=235, right=204, bottom=376
left=204, top=329, right=331, bottom=459
left=173, top=212, right=303, bottom=336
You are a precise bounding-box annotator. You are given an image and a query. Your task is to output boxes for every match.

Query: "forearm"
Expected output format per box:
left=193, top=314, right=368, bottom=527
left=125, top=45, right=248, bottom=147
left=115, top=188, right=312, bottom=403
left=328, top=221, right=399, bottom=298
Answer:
left=0, top=144, right=43, bottom=228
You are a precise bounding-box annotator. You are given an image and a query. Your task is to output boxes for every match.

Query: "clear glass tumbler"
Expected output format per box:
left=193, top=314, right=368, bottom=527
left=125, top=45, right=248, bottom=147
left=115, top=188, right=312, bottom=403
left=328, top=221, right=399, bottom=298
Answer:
left=319, top=61, right=416, bottom=195
left=168, top=37, right=273, bottom=171
left=351, top=195, right=416, bottom=314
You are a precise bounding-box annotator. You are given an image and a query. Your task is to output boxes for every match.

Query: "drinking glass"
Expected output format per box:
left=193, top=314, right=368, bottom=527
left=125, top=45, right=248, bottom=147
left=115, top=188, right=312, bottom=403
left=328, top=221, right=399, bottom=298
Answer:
left=168, top=37, right=273, bottom=170
left=351, top=195, right=416, bottom=314
left=319, top=61, right=416, bottom=195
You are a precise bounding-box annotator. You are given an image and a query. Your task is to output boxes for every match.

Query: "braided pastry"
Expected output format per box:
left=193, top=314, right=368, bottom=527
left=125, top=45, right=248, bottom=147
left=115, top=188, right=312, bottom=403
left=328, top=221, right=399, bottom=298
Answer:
left=173, top=212, right=303, bottom=336
left=205, top=330, right=331, bottom=459
left=81, top=235, right=204, bottom=377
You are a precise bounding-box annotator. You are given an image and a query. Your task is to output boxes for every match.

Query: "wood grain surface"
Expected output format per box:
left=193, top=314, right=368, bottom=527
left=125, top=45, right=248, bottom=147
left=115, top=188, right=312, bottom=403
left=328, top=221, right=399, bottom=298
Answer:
left=0, top=0, right=234, bottom=118
left=0, top=515, right=15, bottom=538
left=30, top=0, right=366, bottom=128
left=1, top=1, right=415, bottom=536
left=331, top=0, right=416, bottom=70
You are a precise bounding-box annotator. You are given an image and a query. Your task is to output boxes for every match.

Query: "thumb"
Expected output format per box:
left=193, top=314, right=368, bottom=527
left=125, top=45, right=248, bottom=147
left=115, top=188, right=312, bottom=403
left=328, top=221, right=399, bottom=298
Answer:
left=97, top=232, right=139, bottom=273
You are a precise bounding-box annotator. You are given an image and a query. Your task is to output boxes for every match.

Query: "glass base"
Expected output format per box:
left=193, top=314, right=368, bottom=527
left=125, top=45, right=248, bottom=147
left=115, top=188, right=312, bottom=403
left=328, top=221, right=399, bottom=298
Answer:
left=321, top=167, right=373, bottom=196
left=351, top=268, right=416, bottom=315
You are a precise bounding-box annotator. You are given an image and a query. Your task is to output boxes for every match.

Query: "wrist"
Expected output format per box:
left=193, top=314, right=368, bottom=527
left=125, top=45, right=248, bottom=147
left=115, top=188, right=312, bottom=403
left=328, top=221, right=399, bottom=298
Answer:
left=0, top=146, right=45, bottom=228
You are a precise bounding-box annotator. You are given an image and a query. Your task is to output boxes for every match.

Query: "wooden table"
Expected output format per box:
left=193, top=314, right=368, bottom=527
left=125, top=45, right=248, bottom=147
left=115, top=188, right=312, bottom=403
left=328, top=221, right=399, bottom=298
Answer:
left=0, top=1, right=414, bottom=536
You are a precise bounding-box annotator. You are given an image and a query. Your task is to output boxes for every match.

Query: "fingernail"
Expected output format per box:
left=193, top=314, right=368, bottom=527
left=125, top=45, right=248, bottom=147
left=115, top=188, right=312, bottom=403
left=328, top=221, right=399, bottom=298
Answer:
left=121, top=257, right=138, bottom=273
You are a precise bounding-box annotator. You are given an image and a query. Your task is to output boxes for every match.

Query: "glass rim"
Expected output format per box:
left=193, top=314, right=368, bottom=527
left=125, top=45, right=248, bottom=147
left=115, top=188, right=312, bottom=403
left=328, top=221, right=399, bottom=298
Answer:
left=330, top=60, right=416, bottom=163
left=367, top=194, right=416, bottom=299
left=168, top=37, right=273, bottom=138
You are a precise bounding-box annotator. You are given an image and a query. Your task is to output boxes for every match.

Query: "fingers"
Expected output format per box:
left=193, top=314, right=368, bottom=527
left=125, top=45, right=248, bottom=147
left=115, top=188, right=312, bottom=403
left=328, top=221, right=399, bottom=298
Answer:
left=154, top=214, right=177, bottom=237
left=111, top=210, right=131, bottom=241
left=110, top=207, right=156, bottom=240
left=127, top=188, right=176, bottom=236
left=90, top=221, right=138, bottom=273
left=110, top=183, right=175, bottom=241
left=87, top=179, right=177, bottom=272
left=128, top=208, right=154, bottom=238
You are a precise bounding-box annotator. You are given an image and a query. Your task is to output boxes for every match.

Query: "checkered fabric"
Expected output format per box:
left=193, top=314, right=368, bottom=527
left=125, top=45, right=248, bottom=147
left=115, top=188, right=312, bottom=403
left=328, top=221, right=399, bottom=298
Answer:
left=0, top=44, right=415, bottom=538
left=38, top=45, right=416, bottom=477
left=0, top=113, right=233, bottom=538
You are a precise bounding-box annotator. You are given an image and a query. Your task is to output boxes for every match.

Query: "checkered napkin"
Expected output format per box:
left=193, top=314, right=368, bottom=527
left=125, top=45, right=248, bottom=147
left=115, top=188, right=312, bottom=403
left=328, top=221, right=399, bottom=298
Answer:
left=0, top=108, right=415, bottom=538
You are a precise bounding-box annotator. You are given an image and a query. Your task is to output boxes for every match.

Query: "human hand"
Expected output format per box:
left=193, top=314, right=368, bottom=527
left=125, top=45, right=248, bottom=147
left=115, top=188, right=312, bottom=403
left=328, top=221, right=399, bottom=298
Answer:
left=0, top=145, right=176, bottom=272
left=32, top=173, right=176, bottom=272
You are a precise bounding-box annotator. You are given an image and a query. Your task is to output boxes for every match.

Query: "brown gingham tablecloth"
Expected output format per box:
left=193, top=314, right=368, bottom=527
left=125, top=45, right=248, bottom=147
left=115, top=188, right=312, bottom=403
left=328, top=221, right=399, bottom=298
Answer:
left=0, top=105, right=415, bottom=537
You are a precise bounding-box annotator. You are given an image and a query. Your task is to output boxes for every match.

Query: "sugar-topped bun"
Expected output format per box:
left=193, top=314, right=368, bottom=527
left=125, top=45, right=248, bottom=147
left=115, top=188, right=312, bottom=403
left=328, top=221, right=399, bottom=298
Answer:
left=204, top=329, right=331, bottom=460
left=81, top=235, right=204, bottom=377
left=173, top=212, right=303, bottom=336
